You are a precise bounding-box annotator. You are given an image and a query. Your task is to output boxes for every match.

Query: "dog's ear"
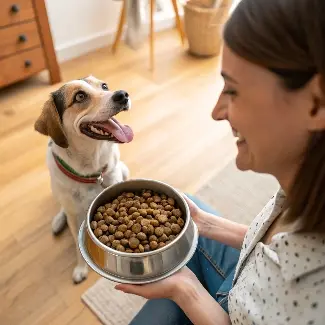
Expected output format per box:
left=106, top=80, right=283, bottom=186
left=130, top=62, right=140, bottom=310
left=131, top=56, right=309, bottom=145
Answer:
left=34, top=95, right=69, bottom=148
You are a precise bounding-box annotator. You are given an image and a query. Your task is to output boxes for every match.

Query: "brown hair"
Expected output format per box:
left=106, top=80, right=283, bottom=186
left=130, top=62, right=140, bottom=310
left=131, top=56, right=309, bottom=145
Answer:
left=223, top=0, right=325, bottom=232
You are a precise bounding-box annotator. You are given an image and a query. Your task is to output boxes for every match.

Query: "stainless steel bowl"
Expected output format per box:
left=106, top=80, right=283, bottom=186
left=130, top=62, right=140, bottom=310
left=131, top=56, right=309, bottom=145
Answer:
left=78, top=179, right=198, bottom=284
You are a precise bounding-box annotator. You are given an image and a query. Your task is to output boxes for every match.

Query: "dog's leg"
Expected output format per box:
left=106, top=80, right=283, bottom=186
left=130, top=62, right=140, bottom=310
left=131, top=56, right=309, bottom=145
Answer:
left=120, top=161, right=130, bottom=181
left=52, top=208, right=68, bottom=235
left=66, top=211, right=88, bottom=284
left=72, top=243, right=88, bottom=284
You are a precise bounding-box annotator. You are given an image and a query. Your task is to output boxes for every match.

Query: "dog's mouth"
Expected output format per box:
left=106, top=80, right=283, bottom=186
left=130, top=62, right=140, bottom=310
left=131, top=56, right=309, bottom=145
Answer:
left=79, top=117, right=134, bottom=143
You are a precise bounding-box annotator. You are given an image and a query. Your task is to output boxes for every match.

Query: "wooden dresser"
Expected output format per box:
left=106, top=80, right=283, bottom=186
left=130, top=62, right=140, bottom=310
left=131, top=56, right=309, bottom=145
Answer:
left=0, top=0, right=61, bottom=88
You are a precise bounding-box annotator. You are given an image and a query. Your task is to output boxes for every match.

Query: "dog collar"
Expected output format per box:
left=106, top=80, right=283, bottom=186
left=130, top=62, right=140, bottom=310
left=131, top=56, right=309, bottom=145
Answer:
left=52, top=151, right=108, bottom=184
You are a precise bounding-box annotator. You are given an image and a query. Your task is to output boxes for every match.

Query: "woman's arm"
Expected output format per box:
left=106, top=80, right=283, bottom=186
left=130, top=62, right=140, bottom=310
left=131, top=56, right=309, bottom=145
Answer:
left=184, top=195, right=248, bottom=250
left=198, top=210, right=248, bottom=249
left=174, top=279, right=232, bottom=325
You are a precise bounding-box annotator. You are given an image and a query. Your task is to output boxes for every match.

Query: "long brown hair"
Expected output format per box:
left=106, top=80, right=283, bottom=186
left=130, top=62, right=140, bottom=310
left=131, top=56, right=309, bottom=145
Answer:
left=223, top=0, right=325, bottom=232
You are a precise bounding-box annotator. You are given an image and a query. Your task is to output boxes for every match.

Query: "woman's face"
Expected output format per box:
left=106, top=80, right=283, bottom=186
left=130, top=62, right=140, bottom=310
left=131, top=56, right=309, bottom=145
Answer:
left=213, top=45, right=314, bottom=185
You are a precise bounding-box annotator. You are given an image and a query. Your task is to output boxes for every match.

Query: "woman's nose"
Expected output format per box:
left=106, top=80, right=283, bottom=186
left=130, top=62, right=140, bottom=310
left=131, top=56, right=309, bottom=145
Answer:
left=212, top=93, right=228, bottom=121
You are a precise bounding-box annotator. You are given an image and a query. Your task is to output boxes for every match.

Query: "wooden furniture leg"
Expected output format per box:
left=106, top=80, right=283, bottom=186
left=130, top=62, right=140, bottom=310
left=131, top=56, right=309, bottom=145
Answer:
left=150, top=0, right=155, bottom=71
left=171, top=0, right=186, bottom=46
left=112, top=0, right=127, bottom=53
left=34, top=0, right=61, bottom=84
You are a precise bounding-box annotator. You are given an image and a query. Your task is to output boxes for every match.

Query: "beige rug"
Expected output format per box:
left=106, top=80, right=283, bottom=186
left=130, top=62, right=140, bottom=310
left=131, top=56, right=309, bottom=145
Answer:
left=81, top=160, right=279, bottom=324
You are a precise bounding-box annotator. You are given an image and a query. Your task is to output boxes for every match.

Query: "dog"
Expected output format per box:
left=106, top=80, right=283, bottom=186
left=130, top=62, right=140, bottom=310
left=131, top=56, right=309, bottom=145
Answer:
left=34, top=75, right=134, bottom=284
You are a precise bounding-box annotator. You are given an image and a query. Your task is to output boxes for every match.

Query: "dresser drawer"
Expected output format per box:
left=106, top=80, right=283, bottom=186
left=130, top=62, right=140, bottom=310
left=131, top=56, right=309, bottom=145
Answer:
left=0, top=48, right=46, bottom=87
left=0, top=21, right=41, bottom=58
left=0, top=0, right=35, bottom=28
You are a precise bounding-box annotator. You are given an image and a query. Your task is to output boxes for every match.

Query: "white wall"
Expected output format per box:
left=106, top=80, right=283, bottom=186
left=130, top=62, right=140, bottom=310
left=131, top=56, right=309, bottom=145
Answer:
left=45, top=0, right=176, bottom=62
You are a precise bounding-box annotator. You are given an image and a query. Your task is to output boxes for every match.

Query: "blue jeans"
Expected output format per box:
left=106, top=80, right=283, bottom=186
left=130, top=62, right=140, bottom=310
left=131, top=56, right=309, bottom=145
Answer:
left=129, top=195, right=240, bottom=325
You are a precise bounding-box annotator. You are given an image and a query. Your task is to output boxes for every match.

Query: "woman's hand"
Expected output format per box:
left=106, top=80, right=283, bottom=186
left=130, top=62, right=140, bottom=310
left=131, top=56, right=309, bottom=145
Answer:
left=116, top=265, right=232, bottom=325
left=115, top=266, right=199, bottom=301
left=182, top=194, right=205, bottom=234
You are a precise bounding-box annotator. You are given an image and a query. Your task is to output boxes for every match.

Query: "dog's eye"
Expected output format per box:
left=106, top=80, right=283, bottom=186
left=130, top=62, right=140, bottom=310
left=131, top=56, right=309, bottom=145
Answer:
left=102, top=83, right=109, bottom=91
left=74, top=91, right=87, bottom=103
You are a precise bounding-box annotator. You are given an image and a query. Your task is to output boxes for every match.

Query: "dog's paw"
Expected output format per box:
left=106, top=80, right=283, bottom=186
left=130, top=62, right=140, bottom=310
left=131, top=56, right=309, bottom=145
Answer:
left=72, top=264, right=88, bottom=284
left=52, top=211, right=67, bottom=236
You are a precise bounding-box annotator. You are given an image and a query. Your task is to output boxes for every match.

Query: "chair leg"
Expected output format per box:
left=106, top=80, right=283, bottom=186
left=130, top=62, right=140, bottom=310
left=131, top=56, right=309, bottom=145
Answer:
left=112, top=0, right=127, bottom=53
left=171, top=0, right=186, bottom=46
left=150, top=0, right=155, bottom=70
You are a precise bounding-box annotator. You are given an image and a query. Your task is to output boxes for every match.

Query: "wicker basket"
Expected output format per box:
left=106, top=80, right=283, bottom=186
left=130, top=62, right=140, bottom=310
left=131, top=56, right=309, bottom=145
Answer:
left=184, top=0, right=232, bottom=57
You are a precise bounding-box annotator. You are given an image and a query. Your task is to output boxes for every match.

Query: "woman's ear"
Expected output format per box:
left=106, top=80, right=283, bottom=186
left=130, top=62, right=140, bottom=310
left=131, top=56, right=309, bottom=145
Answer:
left=307, top=75, right=325, bottom=131
left=34, top=96, right=69, bottom=148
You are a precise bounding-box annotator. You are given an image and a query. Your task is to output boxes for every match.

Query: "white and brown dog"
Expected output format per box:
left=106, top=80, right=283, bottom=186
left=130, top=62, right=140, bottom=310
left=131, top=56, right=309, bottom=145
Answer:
left=34, top=76, right=134, bottom=284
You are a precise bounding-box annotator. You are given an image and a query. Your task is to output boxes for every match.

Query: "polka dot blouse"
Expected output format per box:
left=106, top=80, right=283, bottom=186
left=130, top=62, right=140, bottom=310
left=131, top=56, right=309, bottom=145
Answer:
left=228, top=189, right=325, bottom=325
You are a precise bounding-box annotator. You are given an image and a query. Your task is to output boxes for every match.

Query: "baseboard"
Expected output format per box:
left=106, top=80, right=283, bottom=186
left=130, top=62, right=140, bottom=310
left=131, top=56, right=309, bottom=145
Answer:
left=56, top=13, right=179, bottom=63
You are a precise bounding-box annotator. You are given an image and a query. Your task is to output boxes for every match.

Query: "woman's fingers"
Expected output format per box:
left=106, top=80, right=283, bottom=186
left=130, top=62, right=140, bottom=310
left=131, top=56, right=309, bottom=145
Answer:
left=115, top=284, right=144, bottom=295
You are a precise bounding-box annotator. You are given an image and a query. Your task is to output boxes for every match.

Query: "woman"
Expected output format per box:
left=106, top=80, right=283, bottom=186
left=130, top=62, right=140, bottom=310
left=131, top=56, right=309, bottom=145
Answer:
left=115, top=0, right=325, bottom=324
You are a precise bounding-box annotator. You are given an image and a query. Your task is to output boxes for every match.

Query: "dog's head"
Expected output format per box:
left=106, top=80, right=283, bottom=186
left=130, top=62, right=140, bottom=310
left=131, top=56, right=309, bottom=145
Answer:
left=34, top=75, right=134, bottom=148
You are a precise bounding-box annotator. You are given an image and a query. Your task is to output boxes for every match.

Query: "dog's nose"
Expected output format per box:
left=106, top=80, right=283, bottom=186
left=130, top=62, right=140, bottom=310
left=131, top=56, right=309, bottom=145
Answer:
left=112, top=90, right=129, bottom=105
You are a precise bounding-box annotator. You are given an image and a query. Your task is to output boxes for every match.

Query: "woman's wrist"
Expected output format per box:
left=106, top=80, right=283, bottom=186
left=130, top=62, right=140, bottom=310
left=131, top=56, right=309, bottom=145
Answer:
left=171, top=274, right=205, bottom=306
left=196, top=210, right=248, bottom=249
left=171, top=275, right=231, bottom=325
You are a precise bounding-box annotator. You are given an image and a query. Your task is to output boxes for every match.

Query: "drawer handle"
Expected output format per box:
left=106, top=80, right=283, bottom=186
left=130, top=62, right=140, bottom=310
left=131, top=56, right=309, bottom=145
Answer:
left=18, top=34, right=28, bottom=43
left=10, top=4, right=20, bottom=13
left=24, top=60, right=32, bottom=68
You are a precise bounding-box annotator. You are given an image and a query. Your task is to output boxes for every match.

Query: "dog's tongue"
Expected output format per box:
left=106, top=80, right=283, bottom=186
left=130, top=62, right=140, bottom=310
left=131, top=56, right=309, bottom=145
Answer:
left=96, top=118, right=134, bottom=143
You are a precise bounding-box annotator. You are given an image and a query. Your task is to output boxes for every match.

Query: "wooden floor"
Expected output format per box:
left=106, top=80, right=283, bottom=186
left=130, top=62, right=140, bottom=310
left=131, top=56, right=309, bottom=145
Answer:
left=0, top=29, right=236, bottom=325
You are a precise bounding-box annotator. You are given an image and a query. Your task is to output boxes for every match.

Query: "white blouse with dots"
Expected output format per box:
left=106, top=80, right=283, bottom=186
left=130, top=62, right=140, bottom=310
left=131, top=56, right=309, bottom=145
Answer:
left=228, top=189, right=325, bottom=325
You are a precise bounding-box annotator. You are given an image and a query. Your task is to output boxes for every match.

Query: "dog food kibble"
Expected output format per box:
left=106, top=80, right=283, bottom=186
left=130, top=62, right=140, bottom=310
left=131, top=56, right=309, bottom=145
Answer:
left=124, top=230, right=132, bottom=239
left=106, top=208, right=115, bottom=216
left=129, top=207, right=137, bottom=214
left=115, top=231, right=124, bottom=239
left=94, top=228, right=103, bottom=237
left=98, top=206, right=106, bottom=213
left=178, top=218, right=185, bottom=227
left=98, top=220, right=106, bottom=226
left=150, top=219, right=160, bottom=227
left=141, top=219, right=150, bottom=227
left=132, top=223, right=142, bottom=234
left=169, top=235, right=176, bottom=241
left=117, top=244, right=125, bottom=252
left=158, top=214, right=168, bottom=224
left=91, top=221, right=98, bottom=230
left=99, top=235, right=109, bottom=244
left=171, top=224, right=181, bottom=234
left=112, top=240, right=120, bottom=248
left=91, top=189, right=185, bottom=253
left=105, top=216, right=114, bottom=224
left=149, top=235, right=158, bottom=242
left=129, top=237, right=140, bottom=249
left=100, top=224, right=108, bottom=232
left=159, top=234, right=168, bottom=243
left=136, top=216, right=144, bottom=224
left=138, top=244, right=145, bottom=253
left=121, top=238, right=129, bottom=246
left=155, top=227, right=164, bottom=237
left=150, top=241, right=159, bottom=250
left=108, top=224, right=117, bottom=234
left=170, top=216, right=177, bottom=224
left=137, top=232, right=147, bottom=241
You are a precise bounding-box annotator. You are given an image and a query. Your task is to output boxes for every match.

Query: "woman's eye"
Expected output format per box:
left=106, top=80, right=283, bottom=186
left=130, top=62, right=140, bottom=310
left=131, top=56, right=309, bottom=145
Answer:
left=75, top=91, right=87, bottom=102
left=222, top=89, right=237, bottom=96
left=102, top=83, right=109, bottom=90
